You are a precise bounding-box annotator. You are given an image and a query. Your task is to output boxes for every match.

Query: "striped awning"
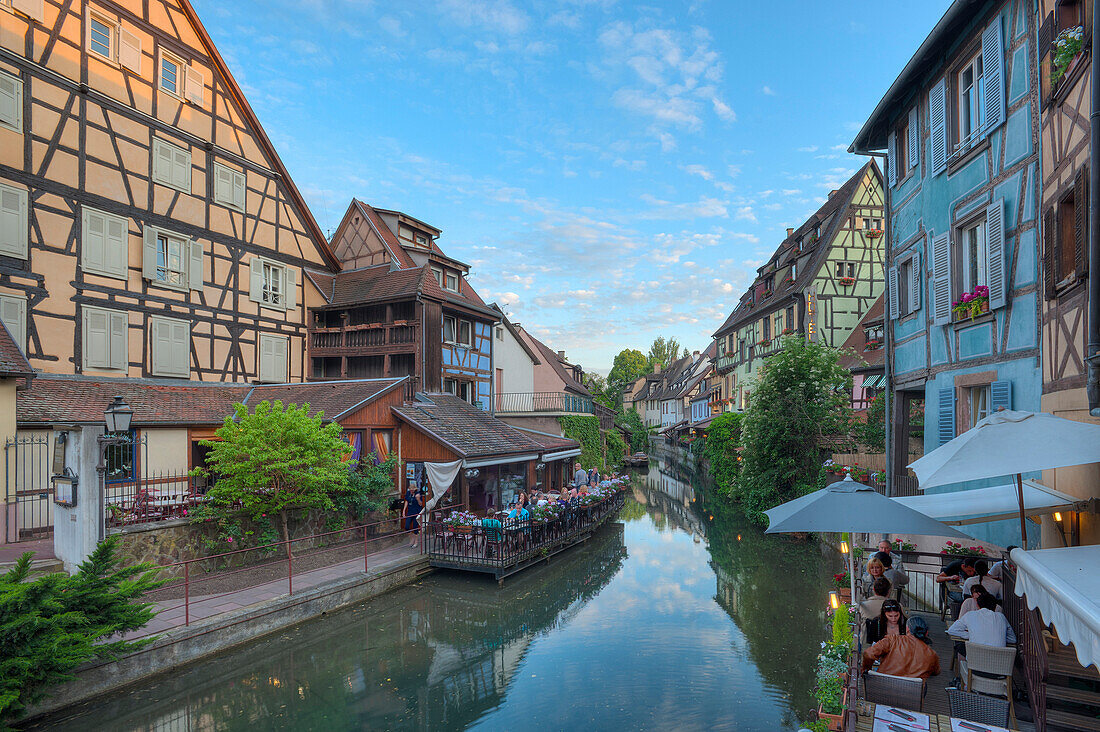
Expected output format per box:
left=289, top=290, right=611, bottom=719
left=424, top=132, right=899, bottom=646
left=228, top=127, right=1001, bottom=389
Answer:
left=862, top=374, right=886, bottom=390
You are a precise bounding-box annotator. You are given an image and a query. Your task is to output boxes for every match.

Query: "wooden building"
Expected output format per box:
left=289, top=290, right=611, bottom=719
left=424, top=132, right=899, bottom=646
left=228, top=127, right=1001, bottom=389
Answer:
left=308, top=200, right=499, bottom=405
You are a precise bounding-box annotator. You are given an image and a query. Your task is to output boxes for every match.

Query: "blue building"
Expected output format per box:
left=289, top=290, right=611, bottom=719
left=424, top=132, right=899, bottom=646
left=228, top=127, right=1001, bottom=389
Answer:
left=851, top=0, right=1042, bottom=547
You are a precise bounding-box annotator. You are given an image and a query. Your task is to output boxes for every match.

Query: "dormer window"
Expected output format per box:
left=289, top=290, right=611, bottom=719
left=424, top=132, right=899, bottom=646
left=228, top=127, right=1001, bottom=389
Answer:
left=399, top=224, right=430, bottom=247
left=415, top=233, right=429, bottom=247
left=444, top=271, right=459, bottom=292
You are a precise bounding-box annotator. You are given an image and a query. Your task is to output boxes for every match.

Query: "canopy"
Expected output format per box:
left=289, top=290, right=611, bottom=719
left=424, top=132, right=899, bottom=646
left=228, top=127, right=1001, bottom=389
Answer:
left=909, top=409, right=1100, bottom=488
left=1011, top=545, right=1100, bottom=670
left=423, top=459, right=462, bottom=512
left=893, top=480, right=1082, bottom=526
left=764, top=476, right=973, bottom=538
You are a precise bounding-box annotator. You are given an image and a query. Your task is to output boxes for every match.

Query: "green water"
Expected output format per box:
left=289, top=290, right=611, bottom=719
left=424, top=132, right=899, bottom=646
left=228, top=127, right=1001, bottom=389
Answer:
left=30, top=454, right=834, bottom=731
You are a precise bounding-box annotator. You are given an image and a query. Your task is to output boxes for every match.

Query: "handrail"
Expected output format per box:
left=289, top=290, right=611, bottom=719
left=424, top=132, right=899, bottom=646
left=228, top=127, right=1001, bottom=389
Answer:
left=494, top=392, right=595, bottom=414
left=1002, top=563, right=1047, bottom=729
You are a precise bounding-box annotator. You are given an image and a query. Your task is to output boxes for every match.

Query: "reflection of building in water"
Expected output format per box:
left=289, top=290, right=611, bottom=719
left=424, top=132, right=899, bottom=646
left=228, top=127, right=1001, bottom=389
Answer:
left=639, top=459, right=706, bottom=540
left=711, top=561, right=740, bottom=617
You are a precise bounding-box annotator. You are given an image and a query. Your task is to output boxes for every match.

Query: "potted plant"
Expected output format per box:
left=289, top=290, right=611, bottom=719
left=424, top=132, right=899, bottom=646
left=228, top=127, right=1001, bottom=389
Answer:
left=866, top=228, right=884, bottom=239
left=1051, top=25, right=1084, bottom=88
left=864, top=338, right=882, bottom=350
left=952, top=286, right=989, bottom=321
left=832, top=571, right=851, bottom=602
left=443, top=510, right=479, bottom=534
left=814, top=672, right=848, bottom=730
left=838, top=276, right=856, bottom=286
left=941, top=541, right=987, bottom=567
left=892, top=537, right=918, bottom=565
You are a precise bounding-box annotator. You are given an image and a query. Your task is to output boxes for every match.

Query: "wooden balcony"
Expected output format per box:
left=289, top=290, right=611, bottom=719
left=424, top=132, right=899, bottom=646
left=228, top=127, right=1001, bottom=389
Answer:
left=309, top=322, right=419, bottom=356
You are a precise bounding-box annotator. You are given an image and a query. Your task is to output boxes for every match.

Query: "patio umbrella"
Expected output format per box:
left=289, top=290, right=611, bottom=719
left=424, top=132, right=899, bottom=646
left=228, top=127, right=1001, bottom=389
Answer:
left=908, top=409, right=1100, bottom=545
left=765, top=475, right=973, bottom=600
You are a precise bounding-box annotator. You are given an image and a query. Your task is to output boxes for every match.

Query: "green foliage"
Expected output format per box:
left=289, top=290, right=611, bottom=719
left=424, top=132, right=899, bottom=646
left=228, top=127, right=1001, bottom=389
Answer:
left=646, top=336, right=688, bottom=371
left=736, top=336, right=853, bottom=524
left=582, top=372, right=620, bottom=413
left=334, top=453, right=400, bottom=517
left=0, top=537, right=163, bottom=723
left=608, top=349, right=649, bottom=392
left=702, top=412, right=744, bottom=495
left=832, top=604, right=853, bottom=648
left=858, top=392, right=886, bottom=452
left=193, top=400, right=352, bottom=551
left=616, top=408, right=649, bottom=453
left=559, top=415, right=604, bottom=470
left=605, top=428, right=627, bottom=468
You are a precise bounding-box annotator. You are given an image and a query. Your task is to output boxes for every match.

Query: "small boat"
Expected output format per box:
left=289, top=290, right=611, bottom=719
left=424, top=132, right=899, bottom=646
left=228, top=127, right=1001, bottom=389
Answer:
left=625, top=452, right=649, bottom=467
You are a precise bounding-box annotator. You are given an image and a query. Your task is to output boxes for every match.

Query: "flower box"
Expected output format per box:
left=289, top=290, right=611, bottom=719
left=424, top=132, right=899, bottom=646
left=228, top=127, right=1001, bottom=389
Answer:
left=817, top=686, right=848, bottom=731
left=953, top=286, right=990, bottom=321
left=866, top=228, right=884, bottom=239
left=864, top=339, right=882, bottom=350
left=838, top=276, right=856, bottom=286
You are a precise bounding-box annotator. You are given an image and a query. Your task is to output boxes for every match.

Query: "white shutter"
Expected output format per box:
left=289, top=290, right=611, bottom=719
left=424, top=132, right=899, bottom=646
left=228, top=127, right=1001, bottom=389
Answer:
left=189, top=240, right=203, bottom=290
left=886, top=130, right=897, bottom=187
left=930, top=232, right=952, bottom=325
left=105, top=215, right=126, bottom=278
left=11, top=0, right=44, bottom=22
left=887, top=266, right=900, bottom=320
left=284, top=267, right=296, bottom=310
left=272, top=336, right=288, bottom=382
left=249, top=258, right=264, bottom=303
left=185, top=66, right=204, bottom=106
left=150, top=317, right=167, bottom=375
left=118, top=28, right=142, bottom=73
left=0, top=295, right=26, bottom=353
left=907, top=106, right=919, bottom=170
left=0, top=184, right=28, bottom=259
left=908, top=250, right=922, bottom=314
left=982, top=17, right=1006, bottom=135
left=259, top=334, right=276, bottom=382
left=0, top=72, right=22, bottom=131
left=153, top=139, right=173, bottom=185
left=172, top=146, right=191, bottom=192
left=109, top=310, right=127, bottom=370
left=172, top=320, right=190, bottom=376
left=151, top=317, right=188, bottom=377
left=233, top=171, right=245, bottom=210
left=929, top=79, right=947, bottom=175
left=82, top=208, right=107, bottom=275
left=142, top=225, right=158, bottom=280
left=986, top=198, right=1006, bottom=310
left=83, top=308, right=109, bottom=369
left=214, top=164, right=233, bottom=206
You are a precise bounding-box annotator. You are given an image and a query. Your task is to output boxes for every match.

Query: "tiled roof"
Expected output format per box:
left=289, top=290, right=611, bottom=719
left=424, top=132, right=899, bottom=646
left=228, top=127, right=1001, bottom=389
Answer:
left=317, top=265, right=424, bottom=307
left=17, top=375, right=406, bottom=426
left=512, top=427, right=580, bottom=453
left=393, top=393, right=555, bottom=459
left=0, top=322, right=32, bottom=377
left=714, top=160, right=879, bottom=337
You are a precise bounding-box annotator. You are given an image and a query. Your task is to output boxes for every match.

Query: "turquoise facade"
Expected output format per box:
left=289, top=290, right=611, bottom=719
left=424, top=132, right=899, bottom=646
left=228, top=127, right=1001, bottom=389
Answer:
left=442, top=320, right=493, bottom=410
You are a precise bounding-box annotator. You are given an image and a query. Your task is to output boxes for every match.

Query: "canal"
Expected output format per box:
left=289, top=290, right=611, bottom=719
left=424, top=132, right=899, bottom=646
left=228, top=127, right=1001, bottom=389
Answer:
left=32, top=452, right=836, bottom=731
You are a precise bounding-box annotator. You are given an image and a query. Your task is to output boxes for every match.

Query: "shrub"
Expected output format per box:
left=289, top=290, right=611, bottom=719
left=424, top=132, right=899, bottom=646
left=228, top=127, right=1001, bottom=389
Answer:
left=560, top=415, right=604, bottom=469
left=616, top=408, right=649, bottom=453
left=702, top=412, right=744, bottom=494
left=0, top=537, right=163, bottom=723
left=605, top=428, right=627, bottom=469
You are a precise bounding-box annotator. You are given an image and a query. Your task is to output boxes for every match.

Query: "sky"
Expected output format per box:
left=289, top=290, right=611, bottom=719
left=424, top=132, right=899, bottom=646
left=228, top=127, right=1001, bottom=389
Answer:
left=191, top=0, right=953, bottom=372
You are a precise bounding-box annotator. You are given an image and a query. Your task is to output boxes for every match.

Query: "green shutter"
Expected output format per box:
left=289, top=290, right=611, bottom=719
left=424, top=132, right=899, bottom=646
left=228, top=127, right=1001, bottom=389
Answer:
left=284, top=267, right=296, bottom=310
left=0, top=295, right=26, bottom=353
left=189, top=240, right=203, bottom=290
left=0, top=184, right=28, bottom=259
left=109, top=311, right=127, bottom=371
left=142, top=225, right=158, bottom=280
left=249, top=258, right=264, bottom=303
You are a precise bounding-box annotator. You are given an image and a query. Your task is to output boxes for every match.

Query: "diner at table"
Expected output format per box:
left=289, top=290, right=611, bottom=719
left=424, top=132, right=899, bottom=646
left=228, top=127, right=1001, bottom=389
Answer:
left=862, top=616, right=941, bottom=681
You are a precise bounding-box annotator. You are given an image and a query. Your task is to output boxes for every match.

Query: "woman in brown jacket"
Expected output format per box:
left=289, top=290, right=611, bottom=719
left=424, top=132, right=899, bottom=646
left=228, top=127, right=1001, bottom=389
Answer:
left=862, top=616, right=941, bottom=680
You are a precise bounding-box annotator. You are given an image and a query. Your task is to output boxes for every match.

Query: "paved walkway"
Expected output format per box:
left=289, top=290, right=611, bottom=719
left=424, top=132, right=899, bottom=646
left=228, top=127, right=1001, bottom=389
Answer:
left=0, top=536, right=55, bottom=564
left=130, top=543, right=422, bottom=639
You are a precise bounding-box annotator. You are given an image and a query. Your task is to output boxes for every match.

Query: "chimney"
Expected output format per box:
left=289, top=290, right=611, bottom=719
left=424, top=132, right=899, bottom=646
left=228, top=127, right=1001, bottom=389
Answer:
left=693, top=350, right=700, bottom=359
left=828, top=189, right=839, bottom=198
left=557, top=350, right=567, bottom=360
left=786, top=227, right=794, bottom=237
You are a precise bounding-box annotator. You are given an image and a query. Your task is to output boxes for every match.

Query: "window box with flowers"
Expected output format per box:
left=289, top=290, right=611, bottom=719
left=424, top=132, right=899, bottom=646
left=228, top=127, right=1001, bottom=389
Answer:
left=866, top=228, right=884, bottom=239
left=757, top=338, right=772, bottom=348
left=952, top=286, right=989, bottom=322
left=838, top=276, right=856, bottom=286
left=782, top=327, right=795, bottom=335
left=761, top=289, right=773, bottom=300
left=1051, top=26, right=1084, bottom=92
left=864, top=339, right=883, bottom=351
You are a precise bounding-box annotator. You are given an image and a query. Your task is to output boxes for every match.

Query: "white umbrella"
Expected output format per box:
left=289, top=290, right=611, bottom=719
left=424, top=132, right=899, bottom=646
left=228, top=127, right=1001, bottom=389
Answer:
left=765, top=475, right=973, bottom=600
left=909, top=409, right=1100, bottom=544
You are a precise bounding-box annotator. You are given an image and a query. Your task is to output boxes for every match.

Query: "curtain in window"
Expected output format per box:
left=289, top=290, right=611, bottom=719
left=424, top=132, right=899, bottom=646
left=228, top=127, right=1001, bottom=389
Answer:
left=342, top=431, right=362, bottom=463
left=371, top=430, right=392, bottom=464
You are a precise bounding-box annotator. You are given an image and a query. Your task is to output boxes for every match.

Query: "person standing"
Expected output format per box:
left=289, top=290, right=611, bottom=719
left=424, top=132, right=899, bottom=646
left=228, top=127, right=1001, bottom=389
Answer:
left=403, top=483, right=424, bottom=547
left=573, top=462, right=588, bottom=487
left=587, top=465, right=601, bottom=485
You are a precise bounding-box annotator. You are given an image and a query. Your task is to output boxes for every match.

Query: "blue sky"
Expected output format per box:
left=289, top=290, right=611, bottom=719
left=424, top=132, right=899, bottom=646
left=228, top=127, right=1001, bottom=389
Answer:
left=192, top=0, right=952, bottom=372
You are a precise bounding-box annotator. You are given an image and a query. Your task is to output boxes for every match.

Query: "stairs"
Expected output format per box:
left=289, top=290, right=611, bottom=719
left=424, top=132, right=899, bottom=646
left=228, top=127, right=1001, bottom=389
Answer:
left=0, top=556, right=64, bottom=577
left=1043, top=643, right=1100, bottom=732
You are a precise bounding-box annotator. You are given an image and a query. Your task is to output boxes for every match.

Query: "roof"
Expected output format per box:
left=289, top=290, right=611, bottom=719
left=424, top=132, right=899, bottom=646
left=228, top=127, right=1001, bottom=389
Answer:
left=713, top=161, right=879, bottom=337
left=353, top=200, right=417, bottom=268
left=0, top=322, right=32, bottom=378
left=522, top=332, right=592, bottom=396
left=850, top=0, right=987, bottom=153
left=838, top=295, right=886, bottom=372
left=392, top=393, right=563, bottom=459
left=16, top=375, right=406, bottom=426
left=488, top=305, right=541, bottom=365
left=178, top=1, right=339, bottom=271
left=511, top=426, right=579, bottom=452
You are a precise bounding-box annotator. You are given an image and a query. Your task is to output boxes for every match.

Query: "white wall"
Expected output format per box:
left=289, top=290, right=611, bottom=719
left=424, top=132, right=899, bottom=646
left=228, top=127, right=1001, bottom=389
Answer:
left=493, top=324, right=535, bottom=400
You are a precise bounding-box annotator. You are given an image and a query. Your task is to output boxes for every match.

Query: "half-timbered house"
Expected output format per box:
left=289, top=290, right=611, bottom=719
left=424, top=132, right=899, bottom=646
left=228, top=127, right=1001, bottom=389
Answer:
left=851, top=0, right=1042, bottom=547
left=711, top=161, right=886, bottom=412
left=307, top=200, right=499, bottom=406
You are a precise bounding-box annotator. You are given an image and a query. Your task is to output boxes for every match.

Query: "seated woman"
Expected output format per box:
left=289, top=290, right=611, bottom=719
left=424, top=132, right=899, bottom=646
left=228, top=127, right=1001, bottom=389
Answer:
left=862, top=616, right=940, bottom=680
left=865, top=599, right=906, bottom=645
left=958, top=584, right=1002, bottom=619
left=961, top=559, right=1003, bottom=600
left=861, top=556, right=890, bottom=600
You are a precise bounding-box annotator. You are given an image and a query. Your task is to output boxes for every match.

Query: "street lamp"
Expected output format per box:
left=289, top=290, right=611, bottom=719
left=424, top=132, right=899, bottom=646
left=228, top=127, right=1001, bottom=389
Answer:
left=829, top=590, right=840, bottom=610
left=104, top=395, right=133, bottom=433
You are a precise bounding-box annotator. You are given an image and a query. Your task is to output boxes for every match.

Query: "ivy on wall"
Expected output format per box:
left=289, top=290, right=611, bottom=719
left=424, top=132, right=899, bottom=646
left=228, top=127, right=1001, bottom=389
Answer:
left=605, top=428, right=627, bottom=468
left=559, top=415, right=604, bottom=470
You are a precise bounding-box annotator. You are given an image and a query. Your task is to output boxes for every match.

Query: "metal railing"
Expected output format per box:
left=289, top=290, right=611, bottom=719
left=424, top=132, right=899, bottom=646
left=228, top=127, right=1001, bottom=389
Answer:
left=104, top=472, right=205, bottom=527
left=1002, top=563, right=1047, bottom=730
left=423, top=490, right=626, bottom=576
left=4, top=435, right=54, bottom=542
left=494, top=392, right=595, bottom=414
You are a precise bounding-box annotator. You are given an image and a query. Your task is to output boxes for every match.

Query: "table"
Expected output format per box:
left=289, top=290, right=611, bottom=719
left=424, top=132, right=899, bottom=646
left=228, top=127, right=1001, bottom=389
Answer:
left=855, top=704, right=1016, bottom=731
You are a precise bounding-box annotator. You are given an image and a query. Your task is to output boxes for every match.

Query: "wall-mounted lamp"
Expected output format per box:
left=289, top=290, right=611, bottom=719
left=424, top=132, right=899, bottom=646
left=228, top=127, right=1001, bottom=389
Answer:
left=829, top=591, right=839, bottom=610
left=840, top=540, right=850, bottom=554
left=1053, top=512, right=1063, bottom=522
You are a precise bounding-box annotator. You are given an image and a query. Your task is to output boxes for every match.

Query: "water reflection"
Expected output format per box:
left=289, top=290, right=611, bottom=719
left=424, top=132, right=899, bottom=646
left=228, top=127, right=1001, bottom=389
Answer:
left=33, top=450, right=833, bottom=732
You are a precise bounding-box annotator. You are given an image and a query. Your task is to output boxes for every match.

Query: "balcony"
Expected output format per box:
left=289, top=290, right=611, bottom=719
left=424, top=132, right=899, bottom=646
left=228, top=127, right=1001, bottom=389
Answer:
left=715, top=354, right=738, bottom=373
left=494, top=392, right=594, bottom=416
left=310, top=322, right=419, bottom=355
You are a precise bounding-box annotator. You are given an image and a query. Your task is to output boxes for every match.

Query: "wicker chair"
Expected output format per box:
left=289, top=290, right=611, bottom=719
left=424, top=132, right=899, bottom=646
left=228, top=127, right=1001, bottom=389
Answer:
left=960, top=642, right=1017, bottom=727
left=946, top=687, right=1011, bottom=727
left=863, top=670, right=924, bottom=711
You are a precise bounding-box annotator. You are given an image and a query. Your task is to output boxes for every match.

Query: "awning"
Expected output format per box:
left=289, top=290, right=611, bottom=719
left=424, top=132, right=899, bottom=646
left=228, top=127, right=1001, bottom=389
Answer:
left=893, top=480, right=1082, bottom=526
left=861, top=374, right=886, bottom=390
left=659, top=420, right=687, bottom=435
left=541, top=447, right=581, bottom=462
left=1011, top=545, right=1100, bottom=670
left=462, top=453, right=539, bottom=469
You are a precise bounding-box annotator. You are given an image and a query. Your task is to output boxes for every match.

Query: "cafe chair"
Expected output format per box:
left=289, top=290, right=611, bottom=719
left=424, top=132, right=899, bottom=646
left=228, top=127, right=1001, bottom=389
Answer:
left=863, top=670, right=924, bottom=712
left=946, top=687, right=1011, bottom=728
left=960, top=642, right=1017, bottom=727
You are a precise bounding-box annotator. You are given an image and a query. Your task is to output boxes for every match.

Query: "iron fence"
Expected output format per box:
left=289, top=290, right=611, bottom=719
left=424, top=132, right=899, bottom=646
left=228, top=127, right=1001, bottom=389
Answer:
left=4, top=435, right=54, bottom=542
left=494, top=392, right=595, bottom=414
left=101, top=434, right=207, bottom=529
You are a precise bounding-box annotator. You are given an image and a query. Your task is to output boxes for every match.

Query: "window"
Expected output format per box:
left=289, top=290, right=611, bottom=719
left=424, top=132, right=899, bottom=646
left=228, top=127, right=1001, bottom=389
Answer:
left=415, top=233, right=429, bottom=247
left=790, top=262, right=797, bottom=279
left=149, top=315, right=189, bottom=378
left=786, top=305, right=795, bottom=332
left=1045, top=166, right=1088, bottom=295
left=258, top=333, right=288, bottom=383
left=248, top=257, right=296, bottom=310
left=863, top=218, right=883, bottom=231
left=444, top=271, right=459, bottom=292
left=496, top=326, right=503, bottom=340
left=143, top=226, right=202, bottom=290
left=89, top=14, right=115, bottom=60
left=865, top=325, right=883, bottom=342
left=835, top=262, right=856, bottom=279
left=82, top=305, right=127, bottom=371
left=967, top=384, right=990, bottom=429
left=1058, top=188, right=1077, bottom=282
left=157, top=235, right=186, bottom=286
left=0, top=293, right=26, bottom=353
left=957, top=219, right=988, bottom=295
left=431, top=267, right=443, bottom=287
left=213, top=163, right=246, bottom=211
left=897, top=258, right=912, bottom=314
left=443, top=315, right=456, bottom=343
left=0, top=71, right=23, bottom=133
left=761, top=317, right=770, bottom=341
left=957, top=51, right=986, bottom=144
left=81, top=206, right=128, bottom=280
left=160, top=51, right=182, bottom=96
left=1057, top=0, right=1082, bottom=33
left=458, top=320, right=472, bottom=346
left=0, top=181, right=28, bottom=259
left=152, top=138, right=191, bottom=193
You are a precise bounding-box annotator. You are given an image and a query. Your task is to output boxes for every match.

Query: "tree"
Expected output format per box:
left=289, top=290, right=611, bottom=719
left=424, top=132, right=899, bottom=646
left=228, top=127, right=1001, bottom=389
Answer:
left=582, top=372, right=619, bottom=412
left=735, top=336, right=853, bottom=524
left=334, top=452, right=401, bottom=517
left=858, top=393, right=886, bottom=453
left=0, top=537, right=163, bottom=723
left=702, top=411, right=744, bottom=494
left=194, top=400, right=352, bottom=555
left=616, top=408, right=649, bottom=453
left=607, top=349, right=649, bottom=392
left=646, top=336, right=687, bottom=371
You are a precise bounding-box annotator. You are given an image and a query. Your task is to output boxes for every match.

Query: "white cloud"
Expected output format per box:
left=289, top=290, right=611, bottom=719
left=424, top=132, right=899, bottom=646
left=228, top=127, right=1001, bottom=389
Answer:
left=762, top=85, right=776, bottom=96
left=797, top=145, right=819, bottom=153
left=712, top=97, right=736, bottom=122
left=782, top=188, right=801, bottom=195
left=437, top=0, right=529, bottom=35
left=683, top=164, right=714, bottom=180
left=378, top=16, right=405, bottom=38
left=735, top=206, right=756, bottom=223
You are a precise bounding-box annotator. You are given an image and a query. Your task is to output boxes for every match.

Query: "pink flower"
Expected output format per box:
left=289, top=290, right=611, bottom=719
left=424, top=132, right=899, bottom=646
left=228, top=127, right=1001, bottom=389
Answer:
left=962, top=293, right=973, bottom=303
left=227, top=537, right=233, bottom=543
